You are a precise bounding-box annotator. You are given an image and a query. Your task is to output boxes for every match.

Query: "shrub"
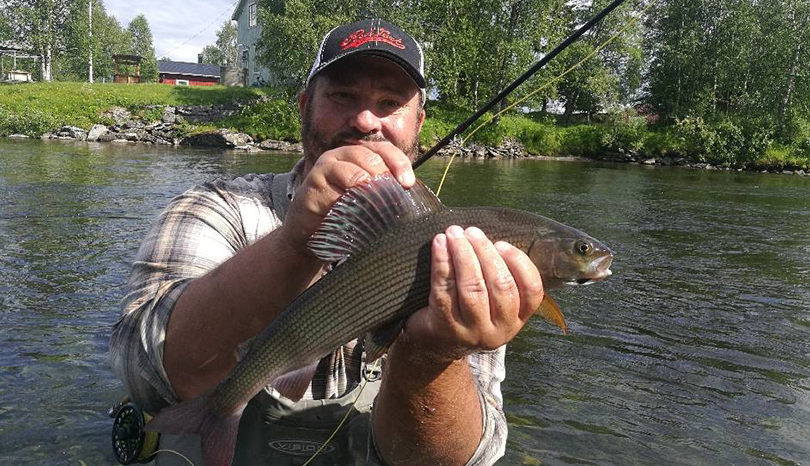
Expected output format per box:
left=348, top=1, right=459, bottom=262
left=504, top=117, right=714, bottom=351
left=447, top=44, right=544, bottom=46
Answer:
left=674, top=116, right=772, bottom=167
left=642, top=128, right=687, bottom=157
left=560, top=125, right=606, bottom=156
left=217, top=96, right=301, bottom=141
left=600, top=119, right=647, bottom=155
left=0, top=105, right=61, bottom=136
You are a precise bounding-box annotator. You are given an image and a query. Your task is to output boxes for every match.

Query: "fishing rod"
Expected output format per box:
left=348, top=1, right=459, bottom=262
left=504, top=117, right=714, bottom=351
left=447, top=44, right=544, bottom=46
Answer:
left=412, top=0, right=629, bottom=170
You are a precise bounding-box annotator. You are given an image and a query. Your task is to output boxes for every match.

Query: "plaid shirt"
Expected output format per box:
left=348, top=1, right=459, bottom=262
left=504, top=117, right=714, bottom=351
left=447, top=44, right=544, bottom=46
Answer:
left=110, top=159, right=508, bottom=465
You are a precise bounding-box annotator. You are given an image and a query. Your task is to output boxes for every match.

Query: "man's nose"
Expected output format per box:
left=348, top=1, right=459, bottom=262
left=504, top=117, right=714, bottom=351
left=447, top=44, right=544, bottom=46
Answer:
left=351, top=108, right=383, bottom=134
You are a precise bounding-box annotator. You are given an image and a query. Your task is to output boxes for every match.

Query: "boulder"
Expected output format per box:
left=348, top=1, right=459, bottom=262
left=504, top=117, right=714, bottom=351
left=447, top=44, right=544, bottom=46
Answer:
left=98, top=132, right=122, bottom=142
left=258, top=139, right=302, bottom=152
left=57, top=125, right=87, bottom=141
left=87, top=124, right=108, bottom=142
left=103, top=107, right=132, bottom=125
left=180, top=129, right=254, bottom=148
left=8, top=134, right=30, bottom=139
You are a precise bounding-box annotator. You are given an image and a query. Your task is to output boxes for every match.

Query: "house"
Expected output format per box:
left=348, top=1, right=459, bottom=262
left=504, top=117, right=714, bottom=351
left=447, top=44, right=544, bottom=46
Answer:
left=158, top=61, right=220, bottom=86
left=232, top=0, right=271, bottom=86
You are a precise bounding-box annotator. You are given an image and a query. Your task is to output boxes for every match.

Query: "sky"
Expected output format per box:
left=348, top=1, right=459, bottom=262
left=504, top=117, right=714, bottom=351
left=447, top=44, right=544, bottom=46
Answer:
left=104, top=0, right=239, bottom=63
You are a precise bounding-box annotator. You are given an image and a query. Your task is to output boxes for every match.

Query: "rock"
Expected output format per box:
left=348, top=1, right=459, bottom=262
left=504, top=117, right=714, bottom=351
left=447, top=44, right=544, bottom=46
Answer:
left=642, top=158, right=657, bottom=165
left=40, top=133, right=53, bottom=140
left=176, top=104, right=240, bottom=123
left=87, top=124, right=108, bottom=142
left=161, top=112, right=177, bottom=124
left=57, top=125, right=88, bottom=141
left=258, top=139, right=302, bottom=152
left=796, top=170, right=806, bottom=176
left=8, top=134, right=29, bottom=139
left=103, top=107, right=132, bottom=125
left=782, top=170, right=794, bottom=175
left=98, top=132, right=122, bottom=143
left=180, top=129, right=253, bottom=148
left=123, top=132, right=140, bottom=142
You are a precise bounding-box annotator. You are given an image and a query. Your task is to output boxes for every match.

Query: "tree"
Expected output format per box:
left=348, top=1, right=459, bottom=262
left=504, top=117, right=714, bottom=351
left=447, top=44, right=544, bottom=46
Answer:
left=126, top=14, right=157, bottom=81
left=200, top=20, right=237, bottom=66
left=2, top=0, right=74, bottom=81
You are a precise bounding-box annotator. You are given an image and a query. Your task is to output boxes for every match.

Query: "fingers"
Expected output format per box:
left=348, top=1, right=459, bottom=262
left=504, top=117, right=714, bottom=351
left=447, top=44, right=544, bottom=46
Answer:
left=447, top=226, right=489, bottom=329
left=315, top=142, right=414, bottom=192
left=426, top=225, right=542, bottom=351
left=494, top=241, right=544, bottom=322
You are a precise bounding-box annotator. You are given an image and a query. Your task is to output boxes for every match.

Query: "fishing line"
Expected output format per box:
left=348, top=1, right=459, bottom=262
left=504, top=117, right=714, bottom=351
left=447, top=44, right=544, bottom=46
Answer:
left=434, top=0, right=657, bottom=196
left=152, top=449, right=197, bottom=466
left=301, top=357, right=382, bottom=466
left=411, top=0, right=629, bottom=173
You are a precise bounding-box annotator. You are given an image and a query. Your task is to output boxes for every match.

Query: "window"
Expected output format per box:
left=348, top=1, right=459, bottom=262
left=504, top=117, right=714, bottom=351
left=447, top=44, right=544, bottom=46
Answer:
left=241, top=49, right=249, bottom=67
left=248, top=3, right=257, bottom=28
left=175, top=79, right=189, bottom=86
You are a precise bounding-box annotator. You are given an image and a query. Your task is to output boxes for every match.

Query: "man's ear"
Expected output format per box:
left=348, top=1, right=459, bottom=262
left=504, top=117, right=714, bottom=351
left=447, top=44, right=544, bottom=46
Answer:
left=416, top=107, right=426, bottom=133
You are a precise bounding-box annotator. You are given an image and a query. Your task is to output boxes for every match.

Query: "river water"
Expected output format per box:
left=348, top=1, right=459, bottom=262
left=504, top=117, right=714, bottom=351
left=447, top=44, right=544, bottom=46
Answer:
left=0, top=139, right=807, bottom=465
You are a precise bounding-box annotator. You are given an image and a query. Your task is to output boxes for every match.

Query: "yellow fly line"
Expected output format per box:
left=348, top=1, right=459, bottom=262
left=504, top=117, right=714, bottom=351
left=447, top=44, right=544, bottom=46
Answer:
left=434, top=0, right=658, bottom=197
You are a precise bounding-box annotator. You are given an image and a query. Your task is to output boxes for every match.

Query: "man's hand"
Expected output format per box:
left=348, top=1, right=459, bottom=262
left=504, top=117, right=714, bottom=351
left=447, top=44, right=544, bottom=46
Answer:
left=278, top=142, right=415, bottom=257
left=402, top=225, right=545, bottom=363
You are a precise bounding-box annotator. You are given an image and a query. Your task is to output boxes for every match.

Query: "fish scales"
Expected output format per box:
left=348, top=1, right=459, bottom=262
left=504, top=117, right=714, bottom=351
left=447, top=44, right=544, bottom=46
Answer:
left=146, top=174, right=614, bottom=466
left=210, top=207, right=553, bottom=414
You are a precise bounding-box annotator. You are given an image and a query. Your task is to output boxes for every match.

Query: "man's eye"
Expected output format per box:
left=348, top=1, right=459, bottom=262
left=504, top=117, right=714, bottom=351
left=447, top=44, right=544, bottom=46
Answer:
left=330, top=91, right=353, bottom=101
left=381, top=99, right=402, bottom=108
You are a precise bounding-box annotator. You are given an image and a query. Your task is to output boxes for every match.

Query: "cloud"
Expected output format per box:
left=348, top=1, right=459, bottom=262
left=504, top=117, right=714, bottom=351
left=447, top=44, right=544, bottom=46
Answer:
left=104, top=0, right=238, bottom=62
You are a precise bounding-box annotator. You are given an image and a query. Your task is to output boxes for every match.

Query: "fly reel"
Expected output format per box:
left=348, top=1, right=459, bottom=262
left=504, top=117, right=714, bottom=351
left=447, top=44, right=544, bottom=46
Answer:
left=110, top=399, right=160, bottom=464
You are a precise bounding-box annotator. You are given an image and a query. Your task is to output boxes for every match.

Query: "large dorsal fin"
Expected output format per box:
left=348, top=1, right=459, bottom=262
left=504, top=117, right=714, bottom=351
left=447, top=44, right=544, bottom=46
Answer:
left=308, top=173, right=443, bottom=262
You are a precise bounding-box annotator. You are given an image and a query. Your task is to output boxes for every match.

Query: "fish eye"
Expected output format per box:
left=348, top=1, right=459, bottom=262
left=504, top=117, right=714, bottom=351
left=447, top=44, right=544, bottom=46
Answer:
left=575, top=240, right=592, bottom=255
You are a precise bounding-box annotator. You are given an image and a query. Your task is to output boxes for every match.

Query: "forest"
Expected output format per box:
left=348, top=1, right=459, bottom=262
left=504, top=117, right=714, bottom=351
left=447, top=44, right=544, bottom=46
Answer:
left=2, top=0, right=809, bottom=168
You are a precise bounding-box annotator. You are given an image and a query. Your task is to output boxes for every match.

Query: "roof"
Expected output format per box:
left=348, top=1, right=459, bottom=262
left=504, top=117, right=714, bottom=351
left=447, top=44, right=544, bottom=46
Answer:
left=158, top=61, right=221, bottom=78
left=0, top=41, right=30, bottom=52
left=232, top=0, right=248, bottom=20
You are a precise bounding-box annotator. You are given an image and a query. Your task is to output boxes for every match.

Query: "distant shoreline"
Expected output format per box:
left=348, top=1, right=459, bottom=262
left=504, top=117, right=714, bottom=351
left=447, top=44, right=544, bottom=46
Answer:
left=4, top=133, right=808, bottom=177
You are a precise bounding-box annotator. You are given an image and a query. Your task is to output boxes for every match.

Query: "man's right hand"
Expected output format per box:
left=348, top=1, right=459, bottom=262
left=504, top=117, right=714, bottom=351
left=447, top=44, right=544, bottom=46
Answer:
left=278, top=141, right=416, bottom=258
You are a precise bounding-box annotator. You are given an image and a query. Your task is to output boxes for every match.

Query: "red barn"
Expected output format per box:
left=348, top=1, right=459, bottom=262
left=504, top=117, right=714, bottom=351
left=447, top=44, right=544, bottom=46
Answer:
left=158, top=61, right=220, bottom=86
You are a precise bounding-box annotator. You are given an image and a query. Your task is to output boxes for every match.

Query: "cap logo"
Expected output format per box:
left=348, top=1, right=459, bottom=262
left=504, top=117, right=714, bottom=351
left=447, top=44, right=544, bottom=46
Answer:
left=340, top=27, right=406, bottom=50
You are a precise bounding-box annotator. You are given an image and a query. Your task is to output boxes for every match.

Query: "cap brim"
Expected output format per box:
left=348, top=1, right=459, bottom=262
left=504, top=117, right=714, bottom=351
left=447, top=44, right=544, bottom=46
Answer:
left=310, top=49, right=426, bottom=89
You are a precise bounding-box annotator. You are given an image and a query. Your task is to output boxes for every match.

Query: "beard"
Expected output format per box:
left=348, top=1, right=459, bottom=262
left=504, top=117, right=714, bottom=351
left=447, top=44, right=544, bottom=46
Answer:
left=300, top=101, right=421, bottom=165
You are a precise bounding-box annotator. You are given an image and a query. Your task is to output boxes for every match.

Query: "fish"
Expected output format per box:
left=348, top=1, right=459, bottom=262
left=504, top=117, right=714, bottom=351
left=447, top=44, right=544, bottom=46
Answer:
left=146, top=173, right=614, bottom=466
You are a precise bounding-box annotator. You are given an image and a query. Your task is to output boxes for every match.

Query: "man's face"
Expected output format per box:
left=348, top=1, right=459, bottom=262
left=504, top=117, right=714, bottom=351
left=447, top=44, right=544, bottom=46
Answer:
left=299, top=55, right=425, bottom=168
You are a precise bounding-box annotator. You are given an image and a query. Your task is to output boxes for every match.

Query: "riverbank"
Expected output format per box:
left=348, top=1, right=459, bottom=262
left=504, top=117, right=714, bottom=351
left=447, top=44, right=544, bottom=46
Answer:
left=2, top=82, right=809, bottom=174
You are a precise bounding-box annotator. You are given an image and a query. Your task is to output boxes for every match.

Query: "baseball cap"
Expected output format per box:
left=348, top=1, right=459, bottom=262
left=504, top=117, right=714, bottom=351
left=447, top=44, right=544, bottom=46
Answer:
left=306, top=19, right=426, bottom=90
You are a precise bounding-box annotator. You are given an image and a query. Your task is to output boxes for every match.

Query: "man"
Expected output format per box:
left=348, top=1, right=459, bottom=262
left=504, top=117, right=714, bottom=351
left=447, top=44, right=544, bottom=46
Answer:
left=111, top=19, right=544, bottom=466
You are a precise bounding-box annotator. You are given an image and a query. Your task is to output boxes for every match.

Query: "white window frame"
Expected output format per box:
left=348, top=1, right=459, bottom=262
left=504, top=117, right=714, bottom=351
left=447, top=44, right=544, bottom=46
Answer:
left=175, top=79, right=189, bottom=86
left=248, top=3, right=257, bottom=28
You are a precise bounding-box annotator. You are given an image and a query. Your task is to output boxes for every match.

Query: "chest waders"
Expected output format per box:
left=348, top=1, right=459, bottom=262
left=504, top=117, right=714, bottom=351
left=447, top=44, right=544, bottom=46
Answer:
left=152, top=373, right=382, bottom=466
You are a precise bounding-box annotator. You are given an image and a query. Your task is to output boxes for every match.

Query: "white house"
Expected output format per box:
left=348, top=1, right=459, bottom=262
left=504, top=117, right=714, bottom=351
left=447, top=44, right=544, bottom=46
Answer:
left=231, top=0, right=272, bottom=86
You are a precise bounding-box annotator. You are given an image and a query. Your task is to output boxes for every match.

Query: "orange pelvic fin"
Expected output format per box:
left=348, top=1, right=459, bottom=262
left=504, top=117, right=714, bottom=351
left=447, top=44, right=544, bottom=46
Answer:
left=538, top=295, right=568, bottom=335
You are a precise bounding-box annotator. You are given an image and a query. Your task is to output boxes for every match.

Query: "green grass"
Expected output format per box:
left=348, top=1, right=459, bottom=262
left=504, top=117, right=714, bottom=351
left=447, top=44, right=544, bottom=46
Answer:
left=2, top=82, right=808, bottom=172
left=0, top=82, right=265, bottom=136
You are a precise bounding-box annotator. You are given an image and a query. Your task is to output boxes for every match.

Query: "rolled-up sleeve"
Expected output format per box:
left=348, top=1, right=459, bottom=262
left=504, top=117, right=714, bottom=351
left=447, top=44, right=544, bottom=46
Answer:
left=464, top=346, right=508, bottom=465
left=110, top=174, right=282, bottom=413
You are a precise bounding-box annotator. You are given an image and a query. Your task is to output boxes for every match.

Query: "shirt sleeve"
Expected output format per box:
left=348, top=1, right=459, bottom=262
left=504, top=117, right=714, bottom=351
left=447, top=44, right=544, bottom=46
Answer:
left=463, top=345, right=508, bottom=466
left=109, top=178, right=272, bottom=413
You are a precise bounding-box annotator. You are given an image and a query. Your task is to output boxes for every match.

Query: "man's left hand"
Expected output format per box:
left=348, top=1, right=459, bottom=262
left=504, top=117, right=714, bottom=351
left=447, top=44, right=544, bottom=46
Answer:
left=402, top=225, right=544, bottom=363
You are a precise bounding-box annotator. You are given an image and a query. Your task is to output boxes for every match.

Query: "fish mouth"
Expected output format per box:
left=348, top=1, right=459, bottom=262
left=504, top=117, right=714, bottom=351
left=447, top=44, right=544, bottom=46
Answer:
left=569, top=269, right=612, bottom=286
left=566, top=254, right=613, bottom=286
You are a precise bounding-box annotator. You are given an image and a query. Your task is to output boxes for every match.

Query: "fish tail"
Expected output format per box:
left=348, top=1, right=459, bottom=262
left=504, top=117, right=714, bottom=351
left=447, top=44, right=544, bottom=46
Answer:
left=146, top=394, right=245, bottom=466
